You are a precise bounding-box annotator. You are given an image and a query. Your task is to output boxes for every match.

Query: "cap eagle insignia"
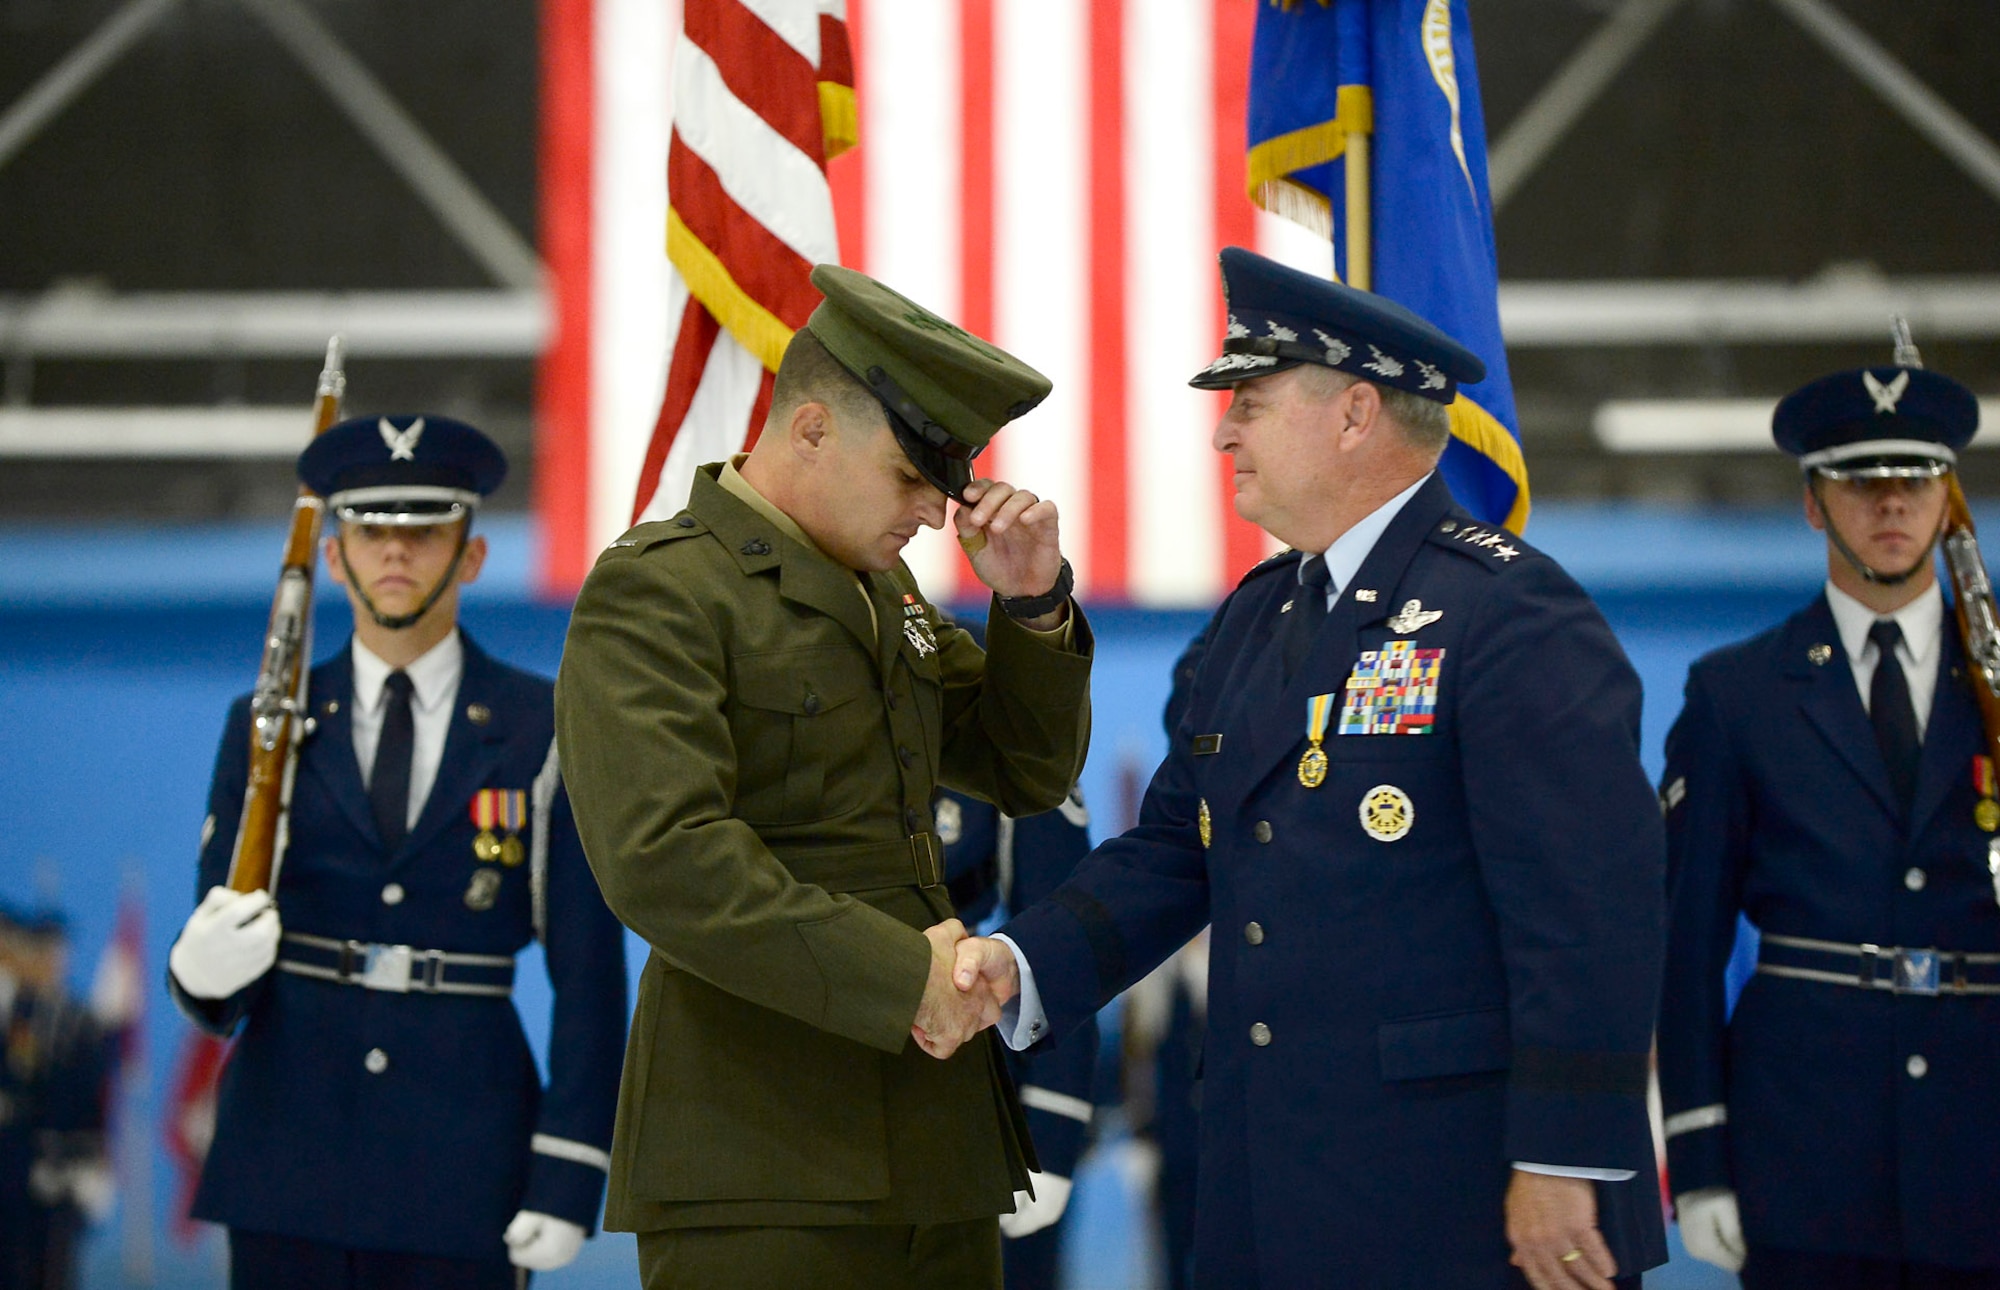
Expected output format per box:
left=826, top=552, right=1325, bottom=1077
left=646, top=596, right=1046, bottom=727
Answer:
left=1863, top=370, right=1909, bottom=415
left=378, top=416, right=426, bottom=461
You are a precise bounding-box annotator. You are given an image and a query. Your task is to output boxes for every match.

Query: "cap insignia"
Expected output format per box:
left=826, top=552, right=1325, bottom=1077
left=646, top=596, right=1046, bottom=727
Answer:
left=1266, top=321, right=1299, bottom=342
left=1226, top=315, right=1252, bottom=339
left=1864, top=370, right=1909, bottom=415
left=378, top=416, right=425, bottom=462
left=1312, top=330, right=1352, bottom=364
left=1412, top=359, right=1447, bottom=392
left=1362, top=345, right=1404, bottom=380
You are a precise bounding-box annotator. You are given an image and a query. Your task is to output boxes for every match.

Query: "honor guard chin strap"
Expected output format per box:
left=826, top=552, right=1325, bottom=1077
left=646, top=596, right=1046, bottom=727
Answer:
left=1809, top=471, right=1947, bottom=588
left=335, top=524, right=474, bottom=631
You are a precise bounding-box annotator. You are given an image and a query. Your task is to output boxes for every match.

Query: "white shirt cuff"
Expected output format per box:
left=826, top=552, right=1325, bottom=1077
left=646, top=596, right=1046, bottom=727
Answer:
left=1512, top=1162, right=1637, bottom=1182
left=991, top=933, right=1049, bottom=1051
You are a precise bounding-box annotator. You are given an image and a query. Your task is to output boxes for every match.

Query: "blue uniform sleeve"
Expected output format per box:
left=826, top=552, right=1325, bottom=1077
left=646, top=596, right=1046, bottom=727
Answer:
left=167, top=695, right=275, bottom=1036
left=1002, top=800, right=1100, bottom=1179
left=1456, top=559, right=1667, bottom=1174
left=520, top=764, right=629, bottom=1230
left=1656, top=665, right=1749, bottom=1197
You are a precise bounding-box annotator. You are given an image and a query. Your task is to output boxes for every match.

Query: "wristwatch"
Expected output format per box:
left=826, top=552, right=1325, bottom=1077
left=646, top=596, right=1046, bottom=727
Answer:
left=996, top=559, right=1074, bottom=621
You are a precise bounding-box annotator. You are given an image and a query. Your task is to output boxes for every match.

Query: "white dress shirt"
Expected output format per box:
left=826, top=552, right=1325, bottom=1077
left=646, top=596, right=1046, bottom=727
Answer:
left=994, top=473, right=1630, bottom=1180
left=1824, top=579, right=1943, bottom=740
left=350, top=631, right=464, bottom=832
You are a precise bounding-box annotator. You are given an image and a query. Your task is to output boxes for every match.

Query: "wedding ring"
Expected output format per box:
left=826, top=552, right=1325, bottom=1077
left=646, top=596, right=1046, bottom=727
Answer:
left=1559, top=1249, right=1584, bottom=1264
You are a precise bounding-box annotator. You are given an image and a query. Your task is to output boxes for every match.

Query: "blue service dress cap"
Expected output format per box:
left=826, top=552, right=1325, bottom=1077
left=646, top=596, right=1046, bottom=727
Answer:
left=1189, top=246, right=1485, bottom=402
left=298, top=414, right=508, bottom=521
left=1773, top=365, right=1979, bottom=474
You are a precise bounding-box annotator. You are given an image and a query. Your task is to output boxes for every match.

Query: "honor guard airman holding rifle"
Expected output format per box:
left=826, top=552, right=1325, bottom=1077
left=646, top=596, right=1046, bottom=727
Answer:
left=167, top=414, right=628, bottom=1289
left=554, top=264, right=1092, bottom=1290
left=1659, top=336, right=2000, bottom=1288
left=946, top=248, right=1669, bottom=1289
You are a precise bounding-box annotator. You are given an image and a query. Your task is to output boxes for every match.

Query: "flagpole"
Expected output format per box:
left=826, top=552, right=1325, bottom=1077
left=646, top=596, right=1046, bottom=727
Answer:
left=1345, top=114, right=1370, bottom=290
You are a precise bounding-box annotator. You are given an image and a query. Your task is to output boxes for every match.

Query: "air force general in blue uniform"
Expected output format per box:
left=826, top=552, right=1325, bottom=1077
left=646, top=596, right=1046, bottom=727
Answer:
left=167, top=415, right=627, bottom=1289
left=968, top=250, right=1668, bottom=1289
left=1659, top=355, right=2000, bottom=1288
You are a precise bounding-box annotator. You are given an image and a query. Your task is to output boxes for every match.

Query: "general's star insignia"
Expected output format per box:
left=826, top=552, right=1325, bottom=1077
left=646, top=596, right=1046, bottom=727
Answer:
left=1385, top=599, right=1443, bottom=633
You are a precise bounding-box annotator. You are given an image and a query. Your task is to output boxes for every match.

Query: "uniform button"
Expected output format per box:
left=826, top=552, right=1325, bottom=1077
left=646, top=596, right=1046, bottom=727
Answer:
left=364, top=1048, right=389, bottom=1075
left=1244, top=921, right=1265, bottom=946
left=1249, top=1022, right=1272, bottom=1047
left=802, top=693, right=821, bottom=716
left=1905, top=867, right=1927, bottom=891
left=905, top=806, right=921, bottom=833
left=380, top=883, right=405, bottom=905
left=886, top=692, right=898, bottom=711
left=898, top=745, right=914, bottom=768
left=675, top=515, right=696, bottom=528
left=1907, top=1054, right=1929, bottom=1079
left=1253, top=820, right=1273, bottom=844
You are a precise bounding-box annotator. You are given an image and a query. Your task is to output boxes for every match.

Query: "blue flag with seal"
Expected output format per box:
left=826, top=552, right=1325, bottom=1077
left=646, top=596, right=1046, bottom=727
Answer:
left=1247, top=0, right=1527, bottom=532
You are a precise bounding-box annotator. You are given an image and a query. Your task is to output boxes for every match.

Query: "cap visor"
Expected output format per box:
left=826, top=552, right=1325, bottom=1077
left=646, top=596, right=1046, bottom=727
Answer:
left=891, top=422, right=973, bottom=501
left=1187, top=353, right=1301, bottom=391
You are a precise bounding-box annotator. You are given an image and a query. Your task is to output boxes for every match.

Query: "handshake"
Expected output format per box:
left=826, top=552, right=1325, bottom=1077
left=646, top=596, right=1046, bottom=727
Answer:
left=910, top=920, right=1024, bottom=1059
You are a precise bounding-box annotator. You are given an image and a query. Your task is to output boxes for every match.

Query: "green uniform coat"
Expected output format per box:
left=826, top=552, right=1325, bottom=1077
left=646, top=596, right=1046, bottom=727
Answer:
left=555, top=464, right=1093, bottom=1233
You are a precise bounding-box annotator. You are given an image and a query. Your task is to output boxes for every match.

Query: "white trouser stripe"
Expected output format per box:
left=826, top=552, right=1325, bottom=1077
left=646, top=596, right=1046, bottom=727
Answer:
left=1662, top=1104, right=1728, bottom=1139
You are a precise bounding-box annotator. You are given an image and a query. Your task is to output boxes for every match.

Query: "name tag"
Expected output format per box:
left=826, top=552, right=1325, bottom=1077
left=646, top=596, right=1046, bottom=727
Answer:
left=1192, top=734, right=1224, bottom=756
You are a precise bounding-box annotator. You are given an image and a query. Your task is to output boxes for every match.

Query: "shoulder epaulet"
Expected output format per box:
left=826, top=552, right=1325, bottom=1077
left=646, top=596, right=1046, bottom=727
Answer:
left=598, top=512, right=708, bottom=560
left=1236, top=548, right=1298, bottom=589
left=1427, top=516, right=1531, bottom=572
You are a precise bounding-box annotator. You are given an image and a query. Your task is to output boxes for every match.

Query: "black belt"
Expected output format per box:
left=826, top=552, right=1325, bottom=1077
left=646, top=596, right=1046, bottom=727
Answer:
left=1757, top=932, right=2000, bottom=997
left=774, top=832, right=945, bottom=893
left=277, top=933, right=516, bottom=997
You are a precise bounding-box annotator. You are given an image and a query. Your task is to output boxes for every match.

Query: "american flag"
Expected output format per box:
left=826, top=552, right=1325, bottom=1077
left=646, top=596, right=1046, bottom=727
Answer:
left=538, top=0, right=1333, bottom=606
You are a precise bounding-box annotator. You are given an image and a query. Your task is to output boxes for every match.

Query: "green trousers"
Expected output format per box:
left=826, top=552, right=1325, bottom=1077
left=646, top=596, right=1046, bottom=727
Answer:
left=638, top=1218, right=1002, bottom=1290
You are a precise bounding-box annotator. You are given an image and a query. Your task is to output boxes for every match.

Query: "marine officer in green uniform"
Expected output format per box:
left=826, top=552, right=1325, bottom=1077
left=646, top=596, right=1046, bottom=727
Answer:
left=554, top=263, right=1094, bottom=1290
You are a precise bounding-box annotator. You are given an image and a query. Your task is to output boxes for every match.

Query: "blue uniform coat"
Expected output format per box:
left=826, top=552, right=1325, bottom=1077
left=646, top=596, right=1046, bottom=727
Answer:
left=174, top=635, right=627, bottom=1264
left=1002, top=475, right=1668, bottom=1287
left=1659, top=593, right=2000, bottom=1268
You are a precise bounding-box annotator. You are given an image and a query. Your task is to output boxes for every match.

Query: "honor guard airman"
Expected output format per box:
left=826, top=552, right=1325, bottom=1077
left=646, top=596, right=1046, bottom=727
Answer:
left=555, top=264, right=1092, bottom=1290
left=951, top=248, right=1668, bottom=1289
left=1658, top=354, right=2000, bottom=1287
left=935, top=741, right=1100, bottom=1290
left=167, top=415, right=628, bottom=1289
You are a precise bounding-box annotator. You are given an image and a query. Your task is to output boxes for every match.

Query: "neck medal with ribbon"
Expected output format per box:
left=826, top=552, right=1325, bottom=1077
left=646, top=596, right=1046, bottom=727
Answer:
left=471, top=789, right=529, bottom=866
left=1975, top=756, right=1999, bottom=833
left=1299, top=693, right=1335, bottom=788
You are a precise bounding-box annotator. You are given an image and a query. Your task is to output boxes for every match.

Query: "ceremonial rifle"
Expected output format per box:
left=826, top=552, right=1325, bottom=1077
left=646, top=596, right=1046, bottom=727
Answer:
left=225, top=338, right=346, bottom=893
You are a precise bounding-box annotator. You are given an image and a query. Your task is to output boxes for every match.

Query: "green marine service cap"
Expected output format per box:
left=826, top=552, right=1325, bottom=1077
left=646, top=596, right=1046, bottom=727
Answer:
left=805, top=263, right=1052, bottom=501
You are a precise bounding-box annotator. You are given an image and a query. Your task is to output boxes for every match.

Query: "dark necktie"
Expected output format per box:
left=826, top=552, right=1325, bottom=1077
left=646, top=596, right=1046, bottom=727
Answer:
left=1868, top=619, right=1920, bottom=810
left=370, top=670, right=416, bottom=850
left=1279, top=556, right=1335, bottom=679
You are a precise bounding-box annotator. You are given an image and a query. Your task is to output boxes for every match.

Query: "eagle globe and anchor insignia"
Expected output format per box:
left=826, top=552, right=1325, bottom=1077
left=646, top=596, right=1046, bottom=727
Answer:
left=1359, top=784, right=1414, bottom=842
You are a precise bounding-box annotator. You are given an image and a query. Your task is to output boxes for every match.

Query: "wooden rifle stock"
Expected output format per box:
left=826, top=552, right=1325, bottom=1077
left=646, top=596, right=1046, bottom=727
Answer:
left=1941, top=476, right=2000, bottom=773
left=225, top=338, right=347, bottom=893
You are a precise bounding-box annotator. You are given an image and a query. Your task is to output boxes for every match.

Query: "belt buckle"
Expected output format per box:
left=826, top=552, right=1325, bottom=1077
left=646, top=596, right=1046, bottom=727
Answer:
left=1894, top=948, right=1941, bottom=996
left=355, top=942, right=414, bottom=993
left=912, top=832, right=943, bottom=889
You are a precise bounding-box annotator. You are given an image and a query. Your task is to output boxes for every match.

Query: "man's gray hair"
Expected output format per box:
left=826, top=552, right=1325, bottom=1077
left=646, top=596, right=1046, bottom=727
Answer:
left=1296, top=364, right=1451, bottom=455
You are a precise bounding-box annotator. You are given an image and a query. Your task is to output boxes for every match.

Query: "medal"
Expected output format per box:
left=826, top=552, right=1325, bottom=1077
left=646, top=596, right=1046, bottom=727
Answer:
left=1197, top=798, right=1212, bottom=849
left=470, top=789, right=529, bottom=864
left=1975, top=757, right=1999, bottom=832
left=499, top=835, right=526, bottom=867
left=473, top=831, right=503, bottom=862
left=1298, top=693, right=1334, bottom=788
left=901, top=595, right=938, bottom=656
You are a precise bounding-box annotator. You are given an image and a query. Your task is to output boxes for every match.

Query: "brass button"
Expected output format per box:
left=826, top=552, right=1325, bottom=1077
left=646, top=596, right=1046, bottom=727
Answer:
left=364, top=1048, right=389, bottom=1075
left=1253, top=820, right=1273, bottom=844
left=1905, top=868, right=1927, bottom=892
left=1244, top=921, right=1264, bottom=946
left=1907, top=1054, right=1929, bottom=1079
left=381, top=883, right=405, bottom=906
left=1249, top=1022, right=1272, bottom=1047
left=1439, top=520, right=1457, bottom=534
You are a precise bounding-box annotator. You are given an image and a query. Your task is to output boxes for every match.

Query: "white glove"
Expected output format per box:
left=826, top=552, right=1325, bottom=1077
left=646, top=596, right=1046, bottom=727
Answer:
left=998, top=1172, right=1073, bottom=1239
left=504, top=1210, right=586, bottom=1271
left=1676, top=1187, right=1746, bottom=1273
left=168, top=887, right=281, bottom=1000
